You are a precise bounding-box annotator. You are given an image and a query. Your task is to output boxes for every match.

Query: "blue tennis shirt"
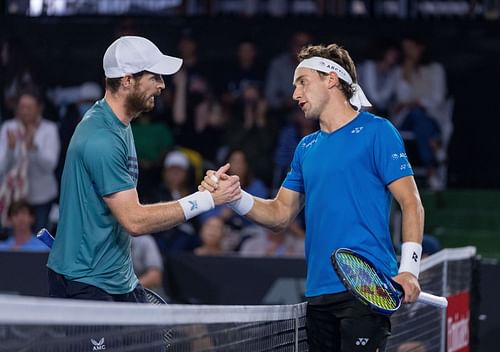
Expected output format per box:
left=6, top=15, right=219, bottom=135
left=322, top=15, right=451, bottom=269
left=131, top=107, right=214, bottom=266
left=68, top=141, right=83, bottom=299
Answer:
left=283, top=112, right=414, bottom=297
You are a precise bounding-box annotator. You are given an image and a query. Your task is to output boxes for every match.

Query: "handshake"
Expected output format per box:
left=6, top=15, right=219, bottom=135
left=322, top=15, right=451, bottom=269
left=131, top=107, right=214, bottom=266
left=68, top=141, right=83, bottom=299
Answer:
left=198, top=163, right=242, bottom=206
left=178, top=163, right=254, bottom=221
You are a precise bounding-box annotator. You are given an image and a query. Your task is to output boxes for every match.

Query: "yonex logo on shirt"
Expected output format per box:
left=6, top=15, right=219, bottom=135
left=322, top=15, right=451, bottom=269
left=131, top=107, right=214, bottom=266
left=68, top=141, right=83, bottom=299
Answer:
left=351, top=127, right=364, bottom=134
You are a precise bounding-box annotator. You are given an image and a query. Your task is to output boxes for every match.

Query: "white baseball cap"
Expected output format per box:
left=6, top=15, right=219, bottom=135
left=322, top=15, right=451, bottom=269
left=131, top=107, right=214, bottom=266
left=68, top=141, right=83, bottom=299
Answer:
left=103, top=36, right=183, bottom=78
left=164, top=151, right=190, bottom=170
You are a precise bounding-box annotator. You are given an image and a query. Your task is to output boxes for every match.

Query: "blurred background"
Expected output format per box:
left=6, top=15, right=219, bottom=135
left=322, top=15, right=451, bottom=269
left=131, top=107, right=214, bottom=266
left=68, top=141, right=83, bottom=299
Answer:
left=0, top=1, right=499, bottom=351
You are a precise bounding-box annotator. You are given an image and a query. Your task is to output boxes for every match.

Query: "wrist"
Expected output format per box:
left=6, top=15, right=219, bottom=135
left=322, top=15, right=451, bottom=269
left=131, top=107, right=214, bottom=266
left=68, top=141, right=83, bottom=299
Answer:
left=178, top=191, right=214, bottom=220
left=228, top=190, right=254, bottom=216
left=398, top=242, right=422, bottom=279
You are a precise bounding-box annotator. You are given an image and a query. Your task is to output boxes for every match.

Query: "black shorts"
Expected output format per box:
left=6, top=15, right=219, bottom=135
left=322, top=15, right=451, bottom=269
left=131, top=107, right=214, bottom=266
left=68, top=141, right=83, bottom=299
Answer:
left=306, top=291, right=391, bottom=352
left=48, top=268, right=148, bottom=303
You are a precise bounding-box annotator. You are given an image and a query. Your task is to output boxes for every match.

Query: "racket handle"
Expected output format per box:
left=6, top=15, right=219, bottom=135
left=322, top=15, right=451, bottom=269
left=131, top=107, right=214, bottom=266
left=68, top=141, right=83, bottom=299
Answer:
left=36, top=228, right=54, bottom=249
left=417, top=292, right=448, bottom=308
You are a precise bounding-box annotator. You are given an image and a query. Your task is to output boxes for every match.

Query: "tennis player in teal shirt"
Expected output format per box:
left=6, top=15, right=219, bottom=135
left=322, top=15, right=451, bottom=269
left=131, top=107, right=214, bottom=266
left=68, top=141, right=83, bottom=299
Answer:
left=47, top=36, right=242, bottom=302
left=201, top=43, right=425, bottom=352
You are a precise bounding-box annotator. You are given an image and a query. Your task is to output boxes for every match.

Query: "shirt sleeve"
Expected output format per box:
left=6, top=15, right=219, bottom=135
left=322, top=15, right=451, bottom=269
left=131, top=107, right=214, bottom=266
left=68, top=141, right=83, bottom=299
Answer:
left=282, top=141, right=305, bottom=193
left=84, top=132, right=135, bottom=197
left=374, top=119, right=414, bottom=185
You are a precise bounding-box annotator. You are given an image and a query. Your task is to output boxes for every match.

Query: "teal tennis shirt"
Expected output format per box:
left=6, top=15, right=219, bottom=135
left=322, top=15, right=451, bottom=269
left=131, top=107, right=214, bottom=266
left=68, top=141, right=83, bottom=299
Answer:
left=283, top=112, right=414, bottom=297
left=48, top=99, right=139, bottom=294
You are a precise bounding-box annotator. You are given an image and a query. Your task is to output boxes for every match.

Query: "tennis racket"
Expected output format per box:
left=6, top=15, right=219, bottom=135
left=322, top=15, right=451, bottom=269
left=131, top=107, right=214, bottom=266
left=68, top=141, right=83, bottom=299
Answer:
left=144, top=288, right=174, bottom=348
left=144, top=287, right=167, bottom=305
left=331, top=248, right=447, bottom=315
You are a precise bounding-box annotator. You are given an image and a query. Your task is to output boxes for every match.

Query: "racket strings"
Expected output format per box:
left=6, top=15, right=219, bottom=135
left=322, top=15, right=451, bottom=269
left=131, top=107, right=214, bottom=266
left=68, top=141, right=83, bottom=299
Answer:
left=338, top=253, right=398, bottom=310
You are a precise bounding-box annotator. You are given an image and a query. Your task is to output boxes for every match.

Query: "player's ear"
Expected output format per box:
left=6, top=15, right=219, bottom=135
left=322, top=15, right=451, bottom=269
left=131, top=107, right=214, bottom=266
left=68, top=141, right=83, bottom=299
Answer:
left=121, top=75, right=133, bottom=88
left=327, top=72, right=339, bottom=89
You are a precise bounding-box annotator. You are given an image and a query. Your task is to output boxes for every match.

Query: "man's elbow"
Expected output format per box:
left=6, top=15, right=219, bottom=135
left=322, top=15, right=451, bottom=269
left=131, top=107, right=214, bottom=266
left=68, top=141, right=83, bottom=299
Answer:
left=269, top=216, right=291, bottom=233
left=121, top=217, right=145, bottom=237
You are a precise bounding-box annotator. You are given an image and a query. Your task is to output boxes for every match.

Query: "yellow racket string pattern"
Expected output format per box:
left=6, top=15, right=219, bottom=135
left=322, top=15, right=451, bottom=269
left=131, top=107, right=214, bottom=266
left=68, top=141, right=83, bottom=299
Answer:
left=337, top=252, right=399, bottom=310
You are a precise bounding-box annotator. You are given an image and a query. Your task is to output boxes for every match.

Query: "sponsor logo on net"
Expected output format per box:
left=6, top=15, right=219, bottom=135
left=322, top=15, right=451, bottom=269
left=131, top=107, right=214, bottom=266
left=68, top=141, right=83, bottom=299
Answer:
left=91, top=337, right=106, bottom=350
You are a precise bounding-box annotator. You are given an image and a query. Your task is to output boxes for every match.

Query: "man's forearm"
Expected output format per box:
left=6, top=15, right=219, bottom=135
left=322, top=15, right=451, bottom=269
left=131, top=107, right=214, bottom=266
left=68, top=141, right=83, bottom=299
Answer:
left=400, top=201, right=424, bottom=244
left=245, top=197, right=294, bottom=232
left=127, top=201, right=186, bottom=236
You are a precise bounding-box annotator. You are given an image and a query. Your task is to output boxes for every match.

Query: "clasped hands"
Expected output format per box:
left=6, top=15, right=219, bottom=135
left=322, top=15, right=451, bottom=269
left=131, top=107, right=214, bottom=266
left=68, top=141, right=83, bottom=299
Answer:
left=199, top=163, right=242, bottom=206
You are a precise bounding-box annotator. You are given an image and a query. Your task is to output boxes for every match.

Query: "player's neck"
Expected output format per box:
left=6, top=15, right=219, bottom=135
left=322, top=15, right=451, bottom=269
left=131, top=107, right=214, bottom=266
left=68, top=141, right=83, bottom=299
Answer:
left=319, top=99, right=359, bottom=133
left=104, top=91, right=134, bottom=126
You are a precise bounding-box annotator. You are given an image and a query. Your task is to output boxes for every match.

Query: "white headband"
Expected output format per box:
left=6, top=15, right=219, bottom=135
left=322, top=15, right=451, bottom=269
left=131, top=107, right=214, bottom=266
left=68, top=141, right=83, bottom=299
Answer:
left=296, top=56, right=372, bottom=111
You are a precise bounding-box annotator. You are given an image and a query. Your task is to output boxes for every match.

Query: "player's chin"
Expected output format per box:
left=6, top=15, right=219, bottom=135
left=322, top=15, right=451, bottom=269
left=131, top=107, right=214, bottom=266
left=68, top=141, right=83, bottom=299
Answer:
left=143, top=101, right=155, bottom=112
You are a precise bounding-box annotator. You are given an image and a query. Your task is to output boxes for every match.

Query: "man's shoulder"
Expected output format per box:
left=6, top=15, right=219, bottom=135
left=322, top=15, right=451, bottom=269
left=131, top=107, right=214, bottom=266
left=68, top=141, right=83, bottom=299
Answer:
left=297, top=130, right=321, bottom=148
left=359, top=111, right=394, bottom=130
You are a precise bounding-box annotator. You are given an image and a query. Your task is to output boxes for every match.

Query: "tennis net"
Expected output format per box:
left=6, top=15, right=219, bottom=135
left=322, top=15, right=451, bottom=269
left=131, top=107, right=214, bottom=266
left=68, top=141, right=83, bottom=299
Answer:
left=0, top=247, right=476, bottom=352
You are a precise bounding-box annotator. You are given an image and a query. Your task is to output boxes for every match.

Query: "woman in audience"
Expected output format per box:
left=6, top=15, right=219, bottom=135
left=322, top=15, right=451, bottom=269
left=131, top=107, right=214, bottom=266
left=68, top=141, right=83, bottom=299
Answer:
left=0, top=88, right=60, bottom=230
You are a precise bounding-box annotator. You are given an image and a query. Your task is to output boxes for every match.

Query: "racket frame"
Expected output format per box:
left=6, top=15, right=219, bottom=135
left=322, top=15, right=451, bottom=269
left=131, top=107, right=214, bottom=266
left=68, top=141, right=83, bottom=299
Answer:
left=332, top=248, right=402, bottom=315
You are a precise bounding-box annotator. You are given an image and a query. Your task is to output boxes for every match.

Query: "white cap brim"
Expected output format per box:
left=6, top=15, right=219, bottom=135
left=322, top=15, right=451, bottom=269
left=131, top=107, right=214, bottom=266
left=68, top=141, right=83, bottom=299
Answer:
left=147, top=55, right=183, bottom=75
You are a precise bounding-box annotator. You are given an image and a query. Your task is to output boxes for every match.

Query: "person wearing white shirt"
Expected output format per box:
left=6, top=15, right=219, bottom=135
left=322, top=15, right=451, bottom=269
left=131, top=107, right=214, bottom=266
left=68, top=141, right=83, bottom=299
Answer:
left=390, top=35, right=448, bottom=190
left=357, top=40, right=400, bottom=115
left=0, top=89, right=60, bottom=230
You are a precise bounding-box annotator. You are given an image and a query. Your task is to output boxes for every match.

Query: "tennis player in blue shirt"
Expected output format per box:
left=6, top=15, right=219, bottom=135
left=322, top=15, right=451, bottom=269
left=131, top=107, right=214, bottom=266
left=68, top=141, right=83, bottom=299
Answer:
left=201, top=43, right=424, bottom=352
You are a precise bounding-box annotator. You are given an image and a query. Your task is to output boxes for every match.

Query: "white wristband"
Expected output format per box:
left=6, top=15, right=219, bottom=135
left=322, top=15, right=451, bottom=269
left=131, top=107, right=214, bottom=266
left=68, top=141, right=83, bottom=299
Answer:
left=398, top=242, right=423, bottom=278
left=178, top=191, right=214, bottom=220
left=228, top=190, right=254, bottom=216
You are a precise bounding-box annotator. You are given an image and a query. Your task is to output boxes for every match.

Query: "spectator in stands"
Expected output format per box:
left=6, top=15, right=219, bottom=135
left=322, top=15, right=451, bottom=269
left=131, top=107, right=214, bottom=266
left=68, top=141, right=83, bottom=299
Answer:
left=265, top=31, right=313, bottom=119
left=132, top=113, right=174, bottom=198
left=171, top=30, right=224, bottom=158
left=1, top=37, right=40, bottom=118
left=0, top=200, right=49, bottom=252
left=391, top=35, right=448, bottom=190
left=131, top=234, right=165, bottom=296
left=201, top=148, right=271, bottom=251
left=240, top=224, right=304, bottom=258
left=224, top=81, right=275, bottom=185
left=147, top=150, right=201, bottom=254
left=217, top=148, right=268, bottom=231
left=221, top=38, right=266, bottom=110
left=194, top=215, right=227, bottom=256
left=357, top=39, right=400, bottom=115
left=0, top=88, right=60, bottom=230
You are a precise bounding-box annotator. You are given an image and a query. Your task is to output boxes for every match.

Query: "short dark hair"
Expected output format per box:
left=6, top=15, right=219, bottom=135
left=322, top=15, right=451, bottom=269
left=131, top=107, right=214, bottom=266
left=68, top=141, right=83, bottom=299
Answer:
left=105, top=71, right=148, bottom=93
left=7, top=200, right=34, bottom=218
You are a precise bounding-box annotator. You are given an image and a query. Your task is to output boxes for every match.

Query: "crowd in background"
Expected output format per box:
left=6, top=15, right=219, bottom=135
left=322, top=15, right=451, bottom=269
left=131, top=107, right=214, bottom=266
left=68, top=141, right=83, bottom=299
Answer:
left=0, top=25, right=449, bottom=295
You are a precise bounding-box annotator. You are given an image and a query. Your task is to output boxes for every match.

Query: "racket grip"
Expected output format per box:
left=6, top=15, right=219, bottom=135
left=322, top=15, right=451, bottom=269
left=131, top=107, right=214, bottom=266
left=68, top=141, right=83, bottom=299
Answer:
left=417, top=292, right=448, bottom=308
left=36, top=228, right=54, bottom=249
